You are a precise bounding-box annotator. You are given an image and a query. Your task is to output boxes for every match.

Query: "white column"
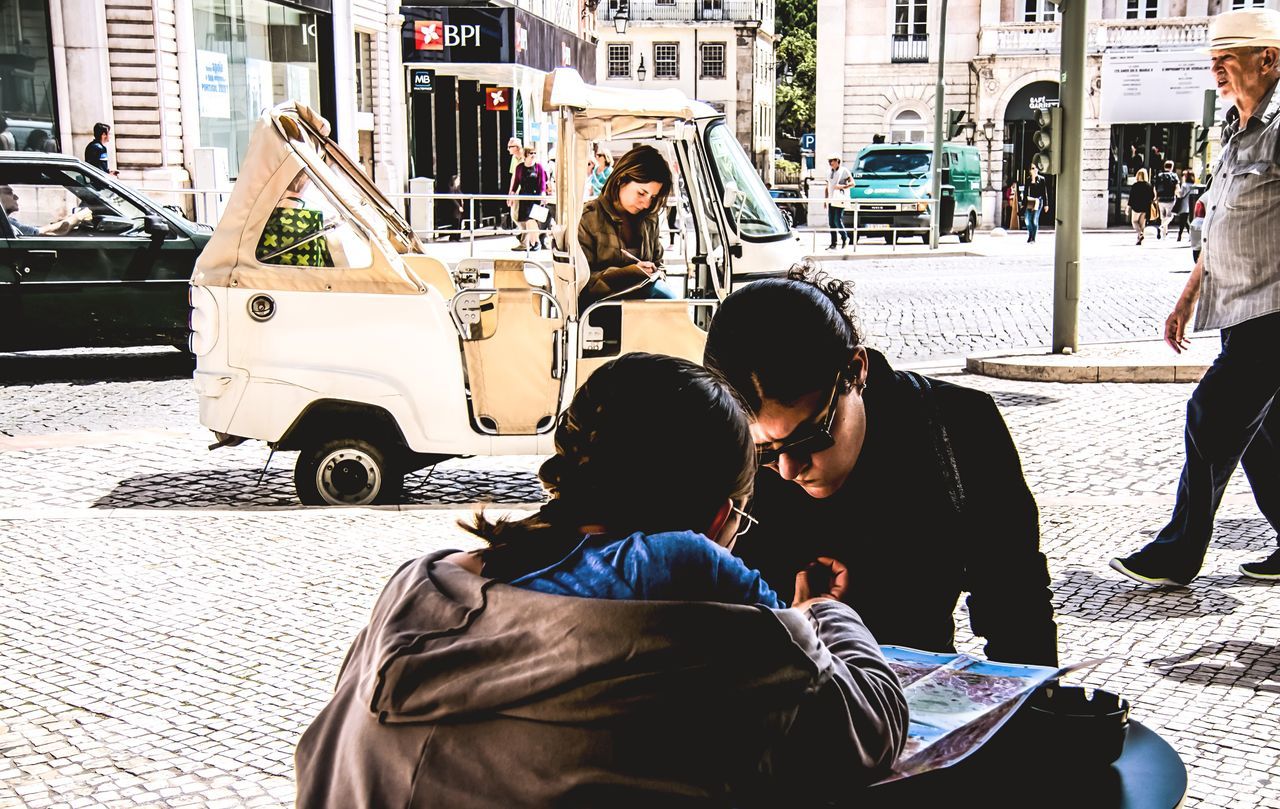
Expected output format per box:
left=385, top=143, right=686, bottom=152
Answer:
left=384, top=8, right=409, bottom=194
left=814, top=0, right=847, bottom=165
left=332, top=4, right=358, bottom=156
left=175, top=0, right=202, bottom=179
left=53, top=0, right=113, bottom=160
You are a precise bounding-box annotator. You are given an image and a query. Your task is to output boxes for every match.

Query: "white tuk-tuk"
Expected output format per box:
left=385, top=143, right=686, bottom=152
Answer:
left=190, top=69, right=800, bottom=505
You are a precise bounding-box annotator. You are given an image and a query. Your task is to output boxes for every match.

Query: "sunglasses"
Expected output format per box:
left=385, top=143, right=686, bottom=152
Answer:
left=756, top=374, right=843, bottom=467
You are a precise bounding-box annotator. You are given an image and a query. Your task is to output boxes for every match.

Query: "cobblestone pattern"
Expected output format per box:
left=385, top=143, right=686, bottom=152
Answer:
left=836, top=251, right=1199, bottom=361
left=1, top=503, right=1277, bottom=808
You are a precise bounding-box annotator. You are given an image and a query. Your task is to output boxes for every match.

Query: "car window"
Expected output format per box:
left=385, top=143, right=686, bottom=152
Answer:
left=0, top=165, right=150, bottom=238
left=254, top=169, right=373, bottom=269
left=856, top=151, right=931, bottom=177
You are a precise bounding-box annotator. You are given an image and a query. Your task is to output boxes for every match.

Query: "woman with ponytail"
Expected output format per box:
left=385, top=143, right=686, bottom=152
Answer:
left=296, top=354, right=907, bottom=809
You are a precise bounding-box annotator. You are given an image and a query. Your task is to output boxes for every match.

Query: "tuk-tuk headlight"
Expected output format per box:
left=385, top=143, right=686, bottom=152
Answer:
left=916, top=202, right=929, bottom=213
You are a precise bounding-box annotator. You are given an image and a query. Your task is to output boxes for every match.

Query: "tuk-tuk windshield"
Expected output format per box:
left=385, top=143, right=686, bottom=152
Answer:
left=704, top=122, right=789, bottom=239
left=856, top=151, right=931, bottom=178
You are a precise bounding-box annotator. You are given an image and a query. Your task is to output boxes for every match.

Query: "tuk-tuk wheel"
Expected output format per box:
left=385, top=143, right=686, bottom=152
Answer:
left=295, top=437, right=403, bottom=506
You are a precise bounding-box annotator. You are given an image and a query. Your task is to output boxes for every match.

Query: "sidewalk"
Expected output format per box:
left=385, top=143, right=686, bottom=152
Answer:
left=419, top=227, right=1199, bottom=266
left=967, top=336, right=1218, bottom=383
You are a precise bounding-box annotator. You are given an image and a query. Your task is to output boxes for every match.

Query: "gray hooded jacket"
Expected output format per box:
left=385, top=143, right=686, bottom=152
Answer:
left=295, top=551, right=908, bottom=808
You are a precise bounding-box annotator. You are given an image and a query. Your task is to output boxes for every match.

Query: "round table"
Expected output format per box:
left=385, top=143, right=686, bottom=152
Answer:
left=863, top=720, right=1187, bottom=808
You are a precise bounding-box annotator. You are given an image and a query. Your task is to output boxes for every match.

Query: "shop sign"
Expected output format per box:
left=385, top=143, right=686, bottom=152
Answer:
left=410, top=68, right=435, bottom=93
left=196, top=49, right=231, bottom=120
left=1101, top=51, right=1215, bottom=124
left=485, top=87, right=510, bottom=111
left=515, top=22, right=527, bottom=53
left=414, top=19, right=483, bottom=50
left=401, top=7, right=595, bottom=77
left=1005, top=80, right=1059, bottom=122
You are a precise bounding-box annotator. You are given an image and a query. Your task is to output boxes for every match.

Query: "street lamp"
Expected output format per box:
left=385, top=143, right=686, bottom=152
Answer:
left=961, top=119, right=977, bottom=146
left=636, top=54, right=647, bottom=82
left=614, top=11, right=627, bottom=34
left=979, top=117, right=998, bottom=192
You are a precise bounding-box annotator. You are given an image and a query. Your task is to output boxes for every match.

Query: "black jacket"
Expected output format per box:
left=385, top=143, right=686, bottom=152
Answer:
left=1128, top=181, right=1155, bottom=214
left=737, top=350, right=1059, bottom=667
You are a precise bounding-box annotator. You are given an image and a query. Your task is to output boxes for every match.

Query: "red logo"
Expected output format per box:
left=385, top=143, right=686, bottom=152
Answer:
left=415, top=20, right=443, bottom=50
left=485, top=87, right=510, bottom=111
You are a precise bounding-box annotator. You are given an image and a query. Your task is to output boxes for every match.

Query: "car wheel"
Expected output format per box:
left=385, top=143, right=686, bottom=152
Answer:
left=958, top=213, right=976, bottom=243
left=295, top=437, right=403, bottom=506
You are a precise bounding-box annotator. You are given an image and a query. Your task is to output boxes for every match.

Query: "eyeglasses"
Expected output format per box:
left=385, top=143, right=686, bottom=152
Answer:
left=756, top=373, right=843, bottom=467
left=730, top=500, right=758, bottom=539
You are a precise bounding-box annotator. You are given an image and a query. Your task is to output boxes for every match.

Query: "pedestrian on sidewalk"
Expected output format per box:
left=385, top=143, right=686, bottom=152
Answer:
left=1111, top=8, right=1280, bottom=587
left=84, top=123, right=118, bottom=176
left=1021, top=165, right=1048, bottom=243
left=1173, top=169, right=1196, bottom=241
left=1155, top=160, right=1181, bottom=239
left=825, top=154, right=853, bottom=250
left=704, top=266, right=1059, bottom=666
left=1128, top=168, right=1155, bottom=245
left=511, top=146, right=548, bottom=251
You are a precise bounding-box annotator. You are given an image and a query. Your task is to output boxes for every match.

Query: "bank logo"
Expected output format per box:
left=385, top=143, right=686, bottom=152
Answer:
left=415, top=20, right=444, bottom=50
left=485, top=87, right=510, bottom=111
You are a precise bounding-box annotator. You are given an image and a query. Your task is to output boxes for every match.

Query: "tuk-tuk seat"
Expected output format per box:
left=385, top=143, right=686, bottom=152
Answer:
left=461, top=288, right=563, bottom=435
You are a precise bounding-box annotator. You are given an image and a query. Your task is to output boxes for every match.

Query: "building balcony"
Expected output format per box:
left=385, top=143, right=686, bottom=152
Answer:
left=981, top=16, right=1209, bottom=56
left=891, top=34, right=929, bottom=64
left=601, top=0, right=767, bottom=25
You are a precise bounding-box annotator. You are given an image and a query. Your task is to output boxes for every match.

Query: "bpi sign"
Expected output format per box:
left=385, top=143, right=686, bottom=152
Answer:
left=414, top=19, right=482, bottom=50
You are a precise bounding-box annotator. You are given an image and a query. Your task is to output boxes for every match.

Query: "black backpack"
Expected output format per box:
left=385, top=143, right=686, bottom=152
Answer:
left=1156, top=172, right=1179, bottom=198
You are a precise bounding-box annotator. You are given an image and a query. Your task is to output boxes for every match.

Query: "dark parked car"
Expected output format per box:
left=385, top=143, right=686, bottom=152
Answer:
left=769, top=184, right=808, bottom=227
left=0, top=152, right=211, bottom=351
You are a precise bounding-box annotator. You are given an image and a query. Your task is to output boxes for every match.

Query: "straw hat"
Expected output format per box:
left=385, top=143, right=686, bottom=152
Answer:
left=1207, top=8, right=1280, bottom=51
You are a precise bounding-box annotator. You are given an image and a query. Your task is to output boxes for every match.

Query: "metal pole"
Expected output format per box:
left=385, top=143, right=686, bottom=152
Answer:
left=930, top=0, right=948, bottom=250
left=1052, top=0, right=1086, bottom=353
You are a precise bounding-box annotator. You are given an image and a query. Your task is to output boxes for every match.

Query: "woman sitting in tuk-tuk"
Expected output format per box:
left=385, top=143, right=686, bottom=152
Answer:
left=577, top=144, right=677, bottom=308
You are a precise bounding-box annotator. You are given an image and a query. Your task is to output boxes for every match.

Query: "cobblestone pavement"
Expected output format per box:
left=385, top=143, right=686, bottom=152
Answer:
left=4, top=243, right=1279, bottom=808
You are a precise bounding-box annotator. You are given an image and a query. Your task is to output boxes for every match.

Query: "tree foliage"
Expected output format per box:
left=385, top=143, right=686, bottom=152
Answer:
left=773, top=0, right=816, bottom=143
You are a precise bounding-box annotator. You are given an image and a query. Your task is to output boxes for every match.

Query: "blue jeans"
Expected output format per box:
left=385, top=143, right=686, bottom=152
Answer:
left=1143, top=311, right=1280, bottom=579
left=1023, top=207, right=1039, bottom=240
left=828, top=206, right=849, bottom=247
left=645, top=278, right=676, bottom=299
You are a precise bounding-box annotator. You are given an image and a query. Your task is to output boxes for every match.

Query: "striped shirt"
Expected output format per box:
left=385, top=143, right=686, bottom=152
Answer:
left=1197, top=80, right=1280, bottom=331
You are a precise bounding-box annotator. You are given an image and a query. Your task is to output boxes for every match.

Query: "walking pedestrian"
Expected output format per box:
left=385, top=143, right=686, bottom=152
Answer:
left=586, top=149, right=613, bottom=200
left=84, top=123, right=117, bottom=175
left=1154, top=160, right=1181, bottom=239
left=511, top=146, right=548, bottom=251
left=825, top=154, right=853, bottom=250
left=1110, top=8, right=1280, bottom=586
left=704, top=267, right=1059, bottom=666
left=1128, top=168, right=1155, bottom=245
left=1173, top=169, right=1196, bottom=241
left=1022, top=165, right=1048, bottom=243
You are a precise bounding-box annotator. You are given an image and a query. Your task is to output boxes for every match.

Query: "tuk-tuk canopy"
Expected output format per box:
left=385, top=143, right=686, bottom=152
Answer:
left=543, top=68, right=717, bottom=140
left=193, top=102, right=425, bottom=295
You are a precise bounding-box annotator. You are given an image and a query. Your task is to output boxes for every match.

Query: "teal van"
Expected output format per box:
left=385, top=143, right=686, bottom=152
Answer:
left=847, top=143, right=982, bottom=242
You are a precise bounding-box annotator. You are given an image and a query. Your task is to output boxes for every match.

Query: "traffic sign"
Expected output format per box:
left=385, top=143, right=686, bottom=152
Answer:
left=800, top=132, right=815, bottom=151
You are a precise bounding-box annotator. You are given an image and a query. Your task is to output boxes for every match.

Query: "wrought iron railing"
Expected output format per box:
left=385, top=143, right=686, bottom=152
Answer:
left=891, top=34, right=929, bottom=63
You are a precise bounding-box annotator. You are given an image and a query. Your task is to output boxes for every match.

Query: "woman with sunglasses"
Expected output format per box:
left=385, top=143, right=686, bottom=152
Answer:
left=704, top=267, right=1059, bottom=667
left=295, top=352, right=908, bottom=808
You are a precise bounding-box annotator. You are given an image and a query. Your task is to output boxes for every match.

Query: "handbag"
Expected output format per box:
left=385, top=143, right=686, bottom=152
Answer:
left=1149, top=201, right=1161, bottom=222
left=1026, top=197, right=1041, bottom=212
left=529, top=203, right=550, bottom=223
left=256, top=206, right=334, bottom=267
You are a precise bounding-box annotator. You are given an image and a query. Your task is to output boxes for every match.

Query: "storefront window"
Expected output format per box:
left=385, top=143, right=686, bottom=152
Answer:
left=193, top=0, right=322, bottom=178
left=0, top=0, right=59, bottom=152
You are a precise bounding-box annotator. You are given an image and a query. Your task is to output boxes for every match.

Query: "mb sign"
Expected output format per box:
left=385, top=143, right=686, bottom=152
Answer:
left=411, top=69, right=434, bottom=93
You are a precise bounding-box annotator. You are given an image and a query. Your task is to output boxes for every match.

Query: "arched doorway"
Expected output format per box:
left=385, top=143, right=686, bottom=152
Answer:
left=1003, top=80, right=1059, bottom=231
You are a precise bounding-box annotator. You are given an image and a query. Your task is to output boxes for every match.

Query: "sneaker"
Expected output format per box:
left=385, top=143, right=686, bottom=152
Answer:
left=1108, top=554, right=1189, bottom=586
left=529, top=243, right=541, bottom=252
left=1240, top=549, right=1280, bottom=580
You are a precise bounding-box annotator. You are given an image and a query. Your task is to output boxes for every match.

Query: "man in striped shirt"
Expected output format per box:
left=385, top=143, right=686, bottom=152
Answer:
left=1111, top=8, right=1280, bottom=586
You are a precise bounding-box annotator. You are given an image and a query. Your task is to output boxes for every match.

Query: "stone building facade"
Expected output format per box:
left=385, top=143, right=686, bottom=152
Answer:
left=816, top=0, right=1254, bottom=229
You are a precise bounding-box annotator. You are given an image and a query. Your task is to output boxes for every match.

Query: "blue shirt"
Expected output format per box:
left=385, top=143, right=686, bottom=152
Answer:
left=85, top=140, right=109, bottom=173
left=514, top=530, right=783, bottom=608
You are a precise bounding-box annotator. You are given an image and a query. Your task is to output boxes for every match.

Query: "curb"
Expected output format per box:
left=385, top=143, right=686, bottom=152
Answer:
left=965, top=338, right=1214, bottom=383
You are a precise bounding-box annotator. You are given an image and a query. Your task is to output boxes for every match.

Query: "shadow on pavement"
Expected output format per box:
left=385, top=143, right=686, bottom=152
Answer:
left=1054, top=567, right=1243, bottom=620
left=92, top=465, right=547, bottom=509
left=988, top=391, right=1061, bottom=408
left=0, top=349, right=195, bottom=384
left=1146, top=640, right=1280, bottom=694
